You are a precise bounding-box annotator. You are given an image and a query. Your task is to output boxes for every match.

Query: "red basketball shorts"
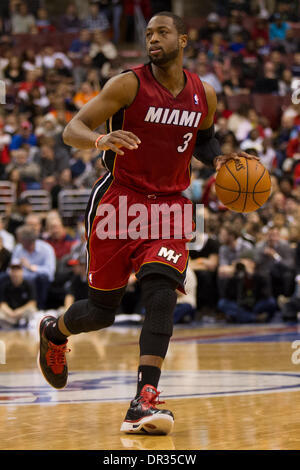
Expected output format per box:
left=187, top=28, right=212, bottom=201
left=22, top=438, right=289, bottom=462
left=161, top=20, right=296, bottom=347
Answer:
left=85, top=173, right=193, bottom=293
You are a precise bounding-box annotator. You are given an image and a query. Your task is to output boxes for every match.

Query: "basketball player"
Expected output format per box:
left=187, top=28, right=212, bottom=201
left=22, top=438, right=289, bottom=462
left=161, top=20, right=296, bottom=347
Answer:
left=38, top=12, right=257, bottom=435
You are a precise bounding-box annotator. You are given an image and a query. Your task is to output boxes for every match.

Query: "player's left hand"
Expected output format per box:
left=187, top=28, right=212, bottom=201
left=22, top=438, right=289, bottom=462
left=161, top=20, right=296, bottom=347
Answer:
left=214, top=151, right=260, bottom=172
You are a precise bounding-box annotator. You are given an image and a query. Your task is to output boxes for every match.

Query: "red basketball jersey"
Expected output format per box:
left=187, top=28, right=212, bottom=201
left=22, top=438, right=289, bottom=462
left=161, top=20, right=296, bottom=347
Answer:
left=102, top=63, right=208, bottom=195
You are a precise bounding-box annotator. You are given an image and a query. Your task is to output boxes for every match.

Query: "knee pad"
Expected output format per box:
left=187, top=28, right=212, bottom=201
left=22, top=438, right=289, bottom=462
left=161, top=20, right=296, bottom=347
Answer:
left=141, top=274, right=178, bottom=337
left=139, top=275, right=178, bottom=358
left=64, top=287, right=125, bottom=334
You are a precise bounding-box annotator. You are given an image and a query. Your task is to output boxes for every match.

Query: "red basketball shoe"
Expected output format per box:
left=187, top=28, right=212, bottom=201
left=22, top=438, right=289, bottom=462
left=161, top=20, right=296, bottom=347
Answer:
left=38, top=316, right=70, bottom=389
left=120, top=384, right=174, bottom=435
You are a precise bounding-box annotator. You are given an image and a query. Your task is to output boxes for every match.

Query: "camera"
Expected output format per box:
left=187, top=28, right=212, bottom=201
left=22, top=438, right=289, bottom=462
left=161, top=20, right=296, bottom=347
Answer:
left=235, top=262, right=246, bottom=273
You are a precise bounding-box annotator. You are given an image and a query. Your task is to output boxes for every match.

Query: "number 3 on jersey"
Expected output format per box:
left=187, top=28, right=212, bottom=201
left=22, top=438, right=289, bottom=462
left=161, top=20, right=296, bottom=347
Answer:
left=177, top=133, right=193, bottom=153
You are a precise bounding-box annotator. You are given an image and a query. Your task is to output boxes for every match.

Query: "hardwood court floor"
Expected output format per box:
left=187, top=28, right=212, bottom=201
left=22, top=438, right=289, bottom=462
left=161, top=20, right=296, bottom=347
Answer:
left=1, top=322, right=300, bottom=450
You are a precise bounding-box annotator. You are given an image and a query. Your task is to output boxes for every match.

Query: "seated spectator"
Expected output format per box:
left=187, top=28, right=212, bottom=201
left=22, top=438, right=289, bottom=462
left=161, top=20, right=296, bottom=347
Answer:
left=25, top=213, right=42, bottom=239
left=268, top=211, right=289, bottom=240
left=240, top=128, right=263, bottom=154
left=199, top=12, right=224, bottom=42
left=11, top=225, right=56, bottom=309
left=48, top=95, right=74, bottom=124
left=4, top=114, right=19, bottom=137
left=259, top=138, right=276, bottom=172
left=11, top=1, right=36, bottom=34
left=291, top=52, right=300, bottom=78
left=255, top=227, right=295, bottom=298
left=251, top=14, right=269, bottom=43
left=285, top=197, right=299, bottom=224
left=36, top=7, right=56, bottom=34
left=4, top=57, right=24, bottom=84
left=36, top=46, right=73, bottom=70
left=215, top=117, right=237, bottom=146
left=279, top=69, right=294, bottom=97
left=218, top=250, right=276, bottom=323
left=7, top=147, right=40, bottom=185
left=64, top=253, right=88, bottom=310
left=34, top=137, right=70, bottom=179
left=21, top=49, right=37, bottom=72
left=82, top=2, right=110, bottom=32
left=196, top=60, right=222, bottom=95
left=189, top=224, right=219, bottom=312
left=254, top=61, right=279, bottom=94
left=229, top=32, right=245, bottom=54
left=35, top=114, right=63, bottom=139
left=226, top=10, right=244, bottom=42
left=60, top=3, right=81, bottom=32
left=223, top=68, right=249, bottom=96
left=6, top=167, right=26, bottom=199
left=275, top=115, right=297, bottom=168
left=89, top=30, right=118, bottom=69
left=68, top=29, right=91, bottom=59
left=9, top=121, right=37, bottom=151
left=0, top=216, right=14, bottom=252
left=73, top=82, right=98, bottom=109
left=241, top=39, right=261, bottom=80
left=44, top=217, right=75, bottom=260
left=0, top=260, right=37, bottom=327
left=52, top=58, right=73, bottom=81
left=50, top=168, right=75, bottom=209
left=269, top=12, right=290, bottom=42
left=269, top=191, right=286, bottom=212
left=242, top=214, right=263, bottom=245
left=279, top=175, right=294, bottom=198
left=227, top=104, right=252, bottom=142
left=269, top=50, right=285, bottom=79
left=18, top=70, right=47, bottom=105
left=282, top=28, right=300, bottom=54
left=0, top=236, right=11, bottom=272
left=256, top=37, right=272, bottom=58
left=6, top=197, right=33, bottom=236
left=217, top=223, right=253, bottom=296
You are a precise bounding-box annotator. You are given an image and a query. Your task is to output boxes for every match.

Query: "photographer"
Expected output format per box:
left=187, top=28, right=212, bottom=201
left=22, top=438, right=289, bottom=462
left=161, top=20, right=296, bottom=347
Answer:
left=217, top=251, right=277, bottom=323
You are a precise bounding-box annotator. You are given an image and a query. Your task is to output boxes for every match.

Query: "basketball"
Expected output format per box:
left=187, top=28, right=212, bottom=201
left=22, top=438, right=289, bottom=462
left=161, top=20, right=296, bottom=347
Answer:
left=215, top=157, right=271, bottom=213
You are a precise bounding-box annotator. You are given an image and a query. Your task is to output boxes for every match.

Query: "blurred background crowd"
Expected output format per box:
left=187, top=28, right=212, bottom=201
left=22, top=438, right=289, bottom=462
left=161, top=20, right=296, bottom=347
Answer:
left=0, top=0, right=300, bottom=328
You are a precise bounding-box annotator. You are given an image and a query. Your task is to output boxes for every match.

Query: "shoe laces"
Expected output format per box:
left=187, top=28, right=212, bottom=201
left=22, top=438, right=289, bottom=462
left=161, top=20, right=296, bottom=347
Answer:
left=139, top=386, right=165, bottom=409
left=47, top=341, right=70, bottom=367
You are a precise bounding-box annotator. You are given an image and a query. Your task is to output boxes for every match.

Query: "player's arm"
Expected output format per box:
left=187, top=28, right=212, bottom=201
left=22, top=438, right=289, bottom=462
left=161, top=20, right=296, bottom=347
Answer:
left=63, top=72, right=141, bottom=155
left=194, top=82, right=259, bottom=171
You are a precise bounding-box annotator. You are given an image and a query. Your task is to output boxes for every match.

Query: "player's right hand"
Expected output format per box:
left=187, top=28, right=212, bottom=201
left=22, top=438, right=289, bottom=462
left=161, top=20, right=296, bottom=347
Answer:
left=96, top=130, right=141, bottom=155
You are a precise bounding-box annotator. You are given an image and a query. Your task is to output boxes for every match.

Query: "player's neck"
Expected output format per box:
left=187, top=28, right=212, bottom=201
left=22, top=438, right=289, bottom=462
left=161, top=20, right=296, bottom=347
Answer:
left=150, top=62, right=185, bottom=98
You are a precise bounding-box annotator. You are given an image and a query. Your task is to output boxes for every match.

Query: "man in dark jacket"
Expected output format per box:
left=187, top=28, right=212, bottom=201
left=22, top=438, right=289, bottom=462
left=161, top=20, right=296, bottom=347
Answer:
left=218, top=250, right=277, bottom=323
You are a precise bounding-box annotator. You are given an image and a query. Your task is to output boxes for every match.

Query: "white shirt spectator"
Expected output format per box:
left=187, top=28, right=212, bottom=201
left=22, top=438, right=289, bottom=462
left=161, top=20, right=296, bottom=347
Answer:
left=0, top=230, right=15, bottom=252
left=11, top=13, right=35, bottom=34
left=198, top=72, right=223, bottom=94
left=36, top=52, right=73, bottom=70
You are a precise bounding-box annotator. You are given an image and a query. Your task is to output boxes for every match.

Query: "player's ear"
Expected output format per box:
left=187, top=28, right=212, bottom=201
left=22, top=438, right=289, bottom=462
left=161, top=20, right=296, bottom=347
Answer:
left=179, top=34, right=188, bottom=49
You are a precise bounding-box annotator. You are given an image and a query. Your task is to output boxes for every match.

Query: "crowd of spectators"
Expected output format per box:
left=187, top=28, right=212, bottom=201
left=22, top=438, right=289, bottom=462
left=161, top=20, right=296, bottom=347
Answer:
left=0, top=0, right=300, bottom=327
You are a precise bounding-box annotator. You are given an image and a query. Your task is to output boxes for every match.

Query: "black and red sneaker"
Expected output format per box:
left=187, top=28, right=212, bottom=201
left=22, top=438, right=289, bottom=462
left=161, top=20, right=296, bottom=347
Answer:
left=38, top=316, right=70, bottom=389
left=120, top=384, right=174, bottom=435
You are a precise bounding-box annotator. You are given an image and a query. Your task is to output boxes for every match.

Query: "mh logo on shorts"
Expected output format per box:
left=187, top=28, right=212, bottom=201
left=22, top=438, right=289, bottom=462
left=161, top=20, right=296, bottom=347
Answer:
left=157, top=247, right=182, bottom=264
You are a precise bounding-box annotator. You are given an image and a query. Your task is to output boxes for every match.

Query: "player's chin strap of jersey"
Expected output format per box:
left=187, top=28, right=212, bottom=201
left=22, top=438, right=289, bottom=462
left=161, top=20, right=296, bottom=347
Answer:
left=193, top=124, right=222, bottom=169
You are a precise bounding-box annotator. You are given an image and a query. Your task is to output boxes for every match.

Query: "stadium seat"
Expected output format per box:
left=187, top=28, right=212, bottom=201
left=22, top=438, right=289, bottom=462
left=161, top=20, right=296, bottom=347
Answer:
left=19, top=190, right=51, bottom=213
left=0, top=181, right=16, bottom=213
left=58, top=189, right=91, bottom=225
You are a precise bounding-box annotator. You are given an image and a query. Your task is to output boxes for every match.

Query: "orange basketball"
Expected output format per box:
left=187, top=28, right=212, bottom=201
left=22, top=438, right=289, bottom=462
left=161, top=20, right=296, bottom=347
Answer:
left=215, top=157, right=271, bottom=213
